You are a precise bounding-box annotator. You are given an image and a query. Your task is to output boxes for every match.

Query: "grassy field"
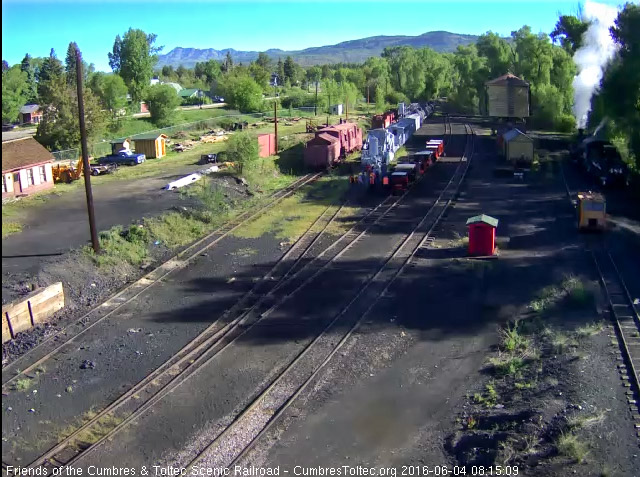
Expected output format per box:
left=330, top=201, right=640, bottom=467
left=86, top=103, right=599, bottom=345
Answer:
left=2, top=108, right=371, bottom=239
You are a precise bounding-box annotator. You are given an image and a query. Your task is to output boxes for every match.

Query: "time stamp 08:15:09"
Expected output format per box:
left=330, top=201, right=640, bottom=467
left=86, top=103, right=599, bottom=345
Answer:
left=399, top=466, right=519, bottom=476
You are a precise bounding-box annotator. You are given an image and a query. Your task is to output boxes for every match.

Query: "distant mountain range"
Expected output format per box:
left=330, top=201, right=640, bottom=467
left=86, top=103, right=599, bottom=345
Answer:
left=156, top=31, right=479, bottom=69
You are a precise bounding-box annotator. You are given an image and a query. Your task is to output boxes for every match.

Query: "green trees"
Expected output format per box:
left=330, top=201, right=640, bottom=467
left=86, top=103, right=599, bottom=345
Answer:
left=217, top=73, right=263, bottom=112
left=550, top=15, right=589, bottom=53
left=222, top=52, right=233, bottom=73
left=194, top=59, right=221, bottom=84
left=283, top=56, right=296, bottom=85
left=450, top=45, right=487, bottom=114
left=91, top=73, right=129, bottom=119
left=35, top=78, right=107, bottom=151
left=225, top=132, right=259, bottom=175
left=37, top=49, right=65, bottom=104
left=145, top=84, right=180, bottom=126
left=476, top=32, right=512, bottom=78
left=109, top=28, right=161, bottom=104
left=592, top=2, right=640, bottom=169
left=2, top=66, right=29, bottom=123
left=20, top=54, right=38, bottom=103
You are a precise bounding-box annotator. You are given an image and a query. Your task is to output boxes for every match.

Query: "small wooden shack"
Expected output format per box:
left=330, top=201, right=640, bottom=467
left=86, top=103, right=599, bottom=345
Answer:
left=502, top=129, right=534, bottom=165
left=486, top=74, right=530, bottom=118
left=111, top=138, right=132, bottom=155
left=134, top=133, right=168, bottom=159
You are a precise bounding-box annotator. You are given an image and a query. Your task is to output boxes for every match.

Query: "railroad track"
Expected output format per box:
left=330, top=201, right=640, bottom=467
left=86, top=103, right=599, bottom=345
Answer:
left=560, top=159, right=640, bottom=442
left=2, top=172, right=322, bottom=387
left=184, top=123, right=476, bottom=470
left=20, top=119, right=457, bottom=471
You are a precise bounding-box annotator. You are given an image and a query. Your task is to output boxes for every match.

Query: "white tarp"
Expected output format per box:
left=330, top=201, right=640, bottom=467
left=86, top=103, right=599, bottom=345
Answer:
left=164, top=166, right=219, bottom=190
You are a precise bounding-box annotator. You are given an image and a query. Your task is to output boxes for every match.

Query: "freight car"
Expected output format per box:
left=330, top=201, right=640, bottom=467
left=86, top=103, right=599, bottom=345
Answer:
left=353, top=102, right=436, bottom=189
left=304, top=122, right=363, bottom=169
left=371, top=110, right=397, bottom=129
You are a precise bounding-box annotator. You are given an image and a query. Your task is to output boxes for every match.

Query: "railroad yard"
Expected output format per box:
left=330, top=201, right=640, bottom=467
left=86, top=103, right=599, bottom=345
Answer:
left=2, top=113, right=639, bottom=477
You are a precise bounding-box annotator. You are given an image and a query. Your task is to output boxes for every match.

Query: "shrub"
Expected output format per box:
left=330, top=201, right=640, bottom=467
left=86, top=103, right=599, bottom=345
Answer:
left=226, top=131, right=259, bottom=174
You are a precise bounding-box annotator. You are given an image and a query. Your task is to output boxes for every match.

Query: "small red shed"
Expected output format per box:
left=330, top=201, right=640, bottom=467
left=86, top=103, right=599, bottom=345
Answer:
left=466, top=214, right=499, bottom=256
left=258, top=133, right=276, bottom=158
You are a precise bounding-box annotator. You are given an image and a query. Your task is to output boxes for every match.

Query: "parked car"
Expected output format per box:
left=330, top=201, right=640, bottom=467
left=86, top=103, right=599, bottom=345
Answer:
left=97, top=150, right=146, bottom=166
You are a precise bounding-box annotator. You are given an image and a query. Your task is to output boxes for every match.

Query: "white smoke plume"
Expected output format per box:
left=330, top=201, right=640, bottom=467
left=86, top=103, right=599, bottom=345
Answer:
left=572, top=0, right=620, bottom=129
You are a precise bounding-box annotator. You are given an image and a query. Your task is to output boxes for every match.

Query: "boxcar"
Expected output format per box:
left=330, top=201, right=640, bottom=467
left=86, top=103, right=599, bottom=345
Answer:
left=304, top=133, right=341, bottom=169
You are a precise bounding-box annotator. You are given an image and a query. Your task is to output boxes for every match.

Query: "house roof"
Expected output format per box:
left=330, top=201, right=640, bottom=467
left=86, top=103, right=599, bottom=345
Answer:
left=2, top=137, right=53, bottom=172
left=503, top=128, right=533, bottom=142
left=466, top=214, right=499, bottom=228
left=162, top=82, right=183, bottom=92
left=20, top=104, right=41, bottom=114
left=485, top=73, right=529, bottom=87
left=178, top=88, right=199, bottom=98
left=133, top=133, right=168, bottom=141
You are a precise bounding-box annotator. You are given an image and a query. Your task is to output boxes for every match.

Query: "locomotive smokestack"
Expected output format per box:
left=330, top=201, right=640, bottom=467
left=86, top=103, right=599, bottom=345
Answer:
left=578, top=128, right=585, bottom=139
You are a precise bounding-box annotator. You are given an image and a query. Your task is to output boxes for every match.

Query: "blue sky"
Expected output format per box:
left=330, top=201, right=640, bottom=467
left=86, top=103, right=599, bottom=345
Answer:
left=1, top=0, right=629, bottom=72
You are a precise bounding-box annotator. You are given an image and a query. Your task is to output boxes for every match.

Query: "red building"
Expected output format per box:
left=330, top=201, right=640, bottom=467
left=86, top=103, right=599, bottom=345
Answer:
left=466, top=214, right=499, bottom=256
left=19, top=105, right=43, bottom=125
left=257, top=133, right=276, bottom=158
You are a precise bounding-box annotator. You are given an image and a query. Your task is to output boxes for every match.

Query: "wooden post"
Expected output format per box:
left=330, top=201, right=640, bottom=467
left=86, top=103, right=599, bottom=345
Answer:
left=76, top=49, right=100, bottom=254
left=314, top=81, right=318, bottom=116
left=274, top=97, right=278, bottom=153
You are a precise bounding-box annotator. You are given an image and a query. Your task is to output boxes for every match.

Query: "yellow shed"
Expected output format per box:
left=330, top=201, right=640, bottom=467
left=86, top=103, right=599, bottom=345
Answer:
left=486, top=74, right=530, bottom=118
left=133, top=133, right=168, bottom=159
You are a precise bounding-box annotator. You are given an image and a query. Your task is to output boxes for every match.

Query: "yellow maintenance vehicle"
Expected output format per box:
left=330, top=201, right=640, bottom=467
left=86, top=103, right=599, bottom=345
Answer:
left=52, top=157, right=116, bottom=183
left=577, top=191, right=606, bottom=232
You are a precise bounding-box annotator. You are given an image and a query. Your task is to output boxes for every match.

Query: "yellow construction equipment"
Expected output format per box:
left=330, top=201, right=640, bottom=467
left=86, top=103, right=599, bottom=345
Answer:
left=577, top=191, right=606, bottom=232
left=52, top=158, right=84, bottom=184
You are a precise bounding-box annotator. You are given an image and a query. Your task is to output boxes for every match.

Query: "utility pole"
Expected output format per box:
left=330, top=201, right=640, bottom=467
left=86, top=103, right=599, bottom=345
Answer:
left=76, top=48, right=100, bottom=254
left=314, top=81, right=318, bottom=116
left=327, top=91, right=331, bottom=126
left=273, top=78, right=278, bottom=153
left=367, top=84, right=370, bottom=115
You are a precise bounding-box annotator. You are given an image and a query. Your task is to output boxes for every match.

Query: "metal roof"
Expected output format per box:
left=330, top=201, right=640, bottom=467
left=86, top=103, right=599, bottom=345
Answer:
left=485, top=73, right=529, bottom=87
left=178, top=88, right=200, bottom=98
left=19, top=104, right=41, bottom=114
left=466, top=214, right=499, bottom=228
left=503, top=128, right=532, bottom=142
left=134, top=133, right=168, bottom=141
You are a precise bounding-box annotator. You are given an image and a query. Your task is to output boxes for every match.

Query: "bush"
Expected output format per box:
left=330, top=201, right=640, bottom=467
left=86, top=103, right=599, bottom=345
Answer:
left=181, top=95, right=212, bottom=106
left=281, top=88, right=315, bottom=109
left=226, top=131, right=259, bottom=174
left=556, top=114, right=576, bottom=133
left=385, top=90, right=410, bottom=105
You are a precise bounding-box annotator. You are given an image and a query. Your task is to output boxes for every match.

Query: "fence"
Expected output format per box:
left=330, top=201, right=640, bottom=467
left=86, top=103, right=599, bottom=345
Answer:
left=50, top=107, right=326, bottom=162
